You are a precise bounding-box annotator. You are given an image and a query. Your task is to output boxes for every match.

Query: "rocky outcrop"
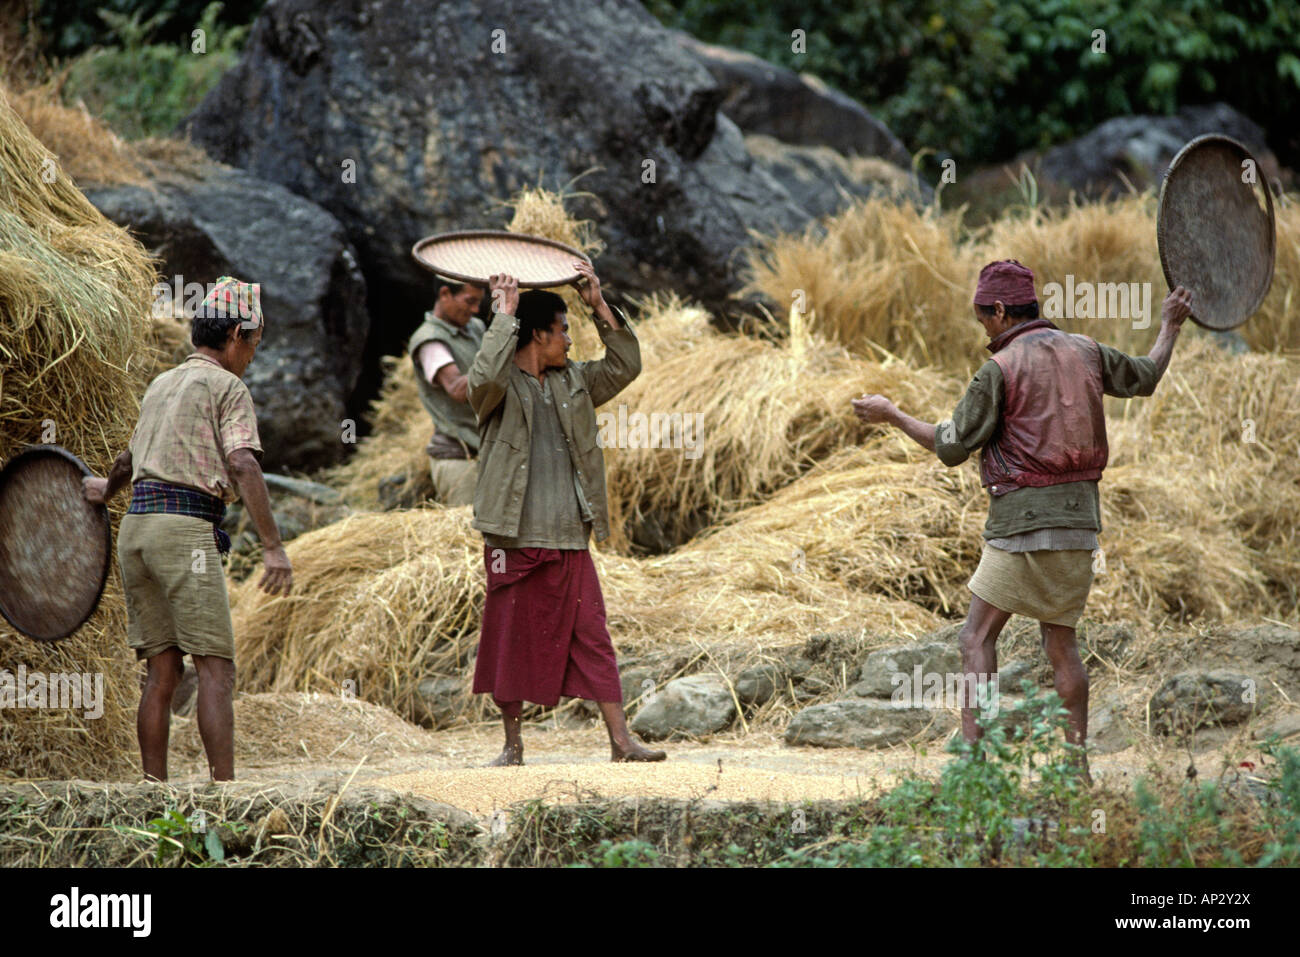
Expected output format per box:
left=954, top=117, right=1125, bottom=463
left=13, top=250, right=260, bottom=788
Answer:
left=785, top=699, right=953, bottom=749
left=181, top=0, right=914, bottom=335
left=674, top=31, right=910, bottom=165
left=1038, top=103, right=1281, bottom=198
left=85, top=159, right=369, bottom=471
left=629, top=674, right=737, bottom=740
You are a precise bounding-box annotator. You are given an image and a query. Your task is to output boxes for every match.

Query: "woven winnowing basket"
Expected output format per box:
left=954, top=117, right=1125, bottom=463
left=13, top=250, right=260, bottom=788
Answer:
left=0, top=445, right=112, bottom=641
left=412, top=231, right=592, bottom=288
left=1157, top=134, right=1275, bottom=331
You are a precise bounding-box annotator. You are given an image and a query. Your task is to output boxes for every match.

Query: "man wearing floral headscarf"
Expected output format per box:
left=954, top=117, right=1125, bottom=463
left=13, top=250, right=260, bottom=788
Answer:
left=83, top=276, right=292, bottom=782
left=852, top=260, right=1194, bottom=778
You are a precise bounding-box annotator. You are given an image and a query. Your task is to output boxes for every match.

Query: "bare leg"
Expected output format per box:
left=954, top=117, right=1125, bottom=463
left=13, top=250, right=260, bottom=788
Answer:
left=488, top=699, right=524, bottom=766
left=958, top=595, right=1013, bottom=742
left=192, top=654, right=236, bottom=781
left=1041, top=622, right=1092, bottom=782
left=139, top=647, right=183, bottom=782
left=597, top=701, right=666, bottom=762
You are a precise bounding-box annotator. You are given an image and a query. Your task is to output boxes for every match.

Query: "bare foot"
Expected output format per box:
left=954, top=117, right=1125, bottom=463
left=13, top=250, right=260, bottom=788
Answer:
left=611, top=738, right=666, bottom=763
left=487, top=744, right=524, bottom=767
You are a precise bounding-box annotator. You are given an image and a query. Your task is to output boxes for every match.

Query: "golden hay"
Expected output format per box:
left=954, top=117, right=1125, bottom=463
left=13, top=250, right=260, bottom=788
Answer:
left=171, top=692, right=435, bottom=765
left=600, top=297, right=961, bottom=551
left=0, top=85, right=158, bottom=780
left=231, top=506, right=940, bottom=725
left=745, top=194, right=1300, bottom=373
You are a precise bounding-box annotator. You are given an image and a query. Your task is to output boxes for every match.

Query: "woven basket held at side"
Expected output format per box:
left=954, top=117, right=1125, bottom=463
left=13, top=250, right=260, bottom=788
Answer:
left=1157, top=134, right=1275, bottom=331
left=412, top=231, right=592, bottom=288
left=0, top=445, right=112, bottom=641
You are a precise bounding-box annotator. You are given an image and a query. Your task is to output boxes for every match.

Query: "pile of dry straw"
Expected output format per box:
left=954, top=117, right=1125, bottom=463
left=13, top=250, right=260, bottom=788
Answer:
left=0, top=84, right=164, bottom=780
left=247, top=184, right=1299, bottom=730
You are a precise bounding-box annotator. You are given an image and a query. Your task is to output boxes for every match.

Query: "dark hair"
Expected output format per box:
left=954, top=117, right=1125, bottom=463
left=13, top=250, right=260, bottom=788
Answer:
left=437, top=278, right=468, bottom=297
left=191, top=310, right=259, bottom=349
left=515, top=290, right=567, bottom=349
left=977, top=300, right=1039, bottom=321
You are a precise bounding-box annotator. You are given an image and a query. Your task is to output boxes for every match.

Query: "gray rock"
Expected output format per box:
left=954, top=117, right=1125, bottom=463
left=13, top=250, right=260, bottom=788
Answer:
left=785, top=699, right=955, bottom=749
left=1038, top=103, right=1281, bottom=199
left=412, top=676, right=466, bottom=730
left=620, top=666, right=660, bottom=707
left=170, top=661, right=198, bottom=717
left=999, top=660, right=1035, bottom=686
left=180, top=0, right=889, bottom=327
left=1088, top=694, right=1137, bottom=754
left=734, top=663, right=782, bottom=706
left=1151, top=670, right=1261, bottom=734
left=744, top=134, right=928, bottom=219
left=85, top=159, right=368, bottom=472
left=261, top=473, right=344, bottom=505
left=852, top=641, right=962, bottom=699
left=629, top=675, right=737, bottom=741
left=1254, top=712, right=1300, bottom=741
left=674, top=31, right=911, bottom=164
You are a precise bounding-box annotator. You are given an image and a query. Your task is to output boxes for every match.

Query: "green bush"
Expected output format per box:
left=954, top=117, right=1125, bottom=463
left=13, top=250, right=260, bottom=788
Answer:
left=649, top=0, right=1300, bottom=172
left=59, top=2, right=249, bottom=138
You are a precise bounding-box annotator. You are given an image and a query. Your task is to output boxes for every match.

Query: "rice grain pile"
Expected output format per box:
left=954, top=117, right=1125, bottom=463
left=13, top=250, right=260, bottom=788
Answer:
left=0, top=86, right=157, bottom=780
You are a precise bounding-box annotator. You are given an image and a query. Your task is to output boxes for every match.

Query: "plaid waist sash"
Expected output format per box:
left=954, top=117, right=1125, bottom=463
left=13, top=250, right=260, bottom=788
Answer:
left=128, top=480, right=231, bottom=555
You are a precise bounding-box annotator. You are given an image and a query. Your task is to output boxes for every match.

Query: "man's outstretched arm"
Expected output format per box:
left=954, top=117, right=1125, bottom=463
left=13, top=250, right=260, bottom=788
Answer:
left=854, top=361, right=1002, bottom=465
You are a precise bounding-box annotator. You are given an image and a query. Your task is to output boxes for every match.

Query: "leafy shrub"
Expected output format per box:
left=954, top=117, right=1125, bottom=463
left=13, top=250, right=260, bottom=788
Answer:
left=649, top=0, right=1300, bottom=172
left=59, top=2, right=249, bottom=138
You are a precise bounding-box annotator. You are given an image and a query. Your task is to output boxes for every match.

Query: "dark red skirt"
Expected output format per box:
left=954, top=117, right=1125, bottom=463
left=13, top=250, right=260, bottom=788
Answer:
left=472, top=546, right=624, bottom=707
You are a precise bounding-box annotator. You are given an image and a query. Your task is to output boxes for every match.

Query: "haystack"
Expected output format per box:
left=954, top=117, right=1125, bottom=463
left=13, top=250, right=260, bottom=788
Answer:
left=0, top=86, right=157, bottom=779
left=744, top=193, right=1300, bottom=372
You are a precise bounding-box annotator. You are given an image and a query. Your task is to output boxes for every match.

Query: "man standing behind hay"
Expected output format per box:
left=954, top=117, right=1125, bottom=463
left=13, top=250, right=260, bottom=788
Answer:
left=854, top=260, right=1194, bottom=775
left=409, top=277, right=487, bottom=505
left=468, top=264, right=665, bottom=765
left=83, top=277, right=292, bottom=782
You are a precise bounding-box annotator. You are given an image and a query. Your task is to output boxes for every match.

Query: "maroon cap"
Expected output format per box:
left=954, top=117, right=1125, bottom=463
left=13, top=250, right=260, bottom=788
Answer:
left=973, top=259, right=1037, bottom=306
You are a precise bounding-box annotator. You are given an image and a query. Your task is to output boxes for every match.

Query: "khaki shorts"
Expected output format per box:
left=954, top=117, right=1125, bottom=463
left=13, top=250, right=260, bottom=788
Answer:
left=430, top=457, right=477, bottom=507
left=118, top=513, right=235, bottom=660
left=967, top=544, right=1094, bottom=628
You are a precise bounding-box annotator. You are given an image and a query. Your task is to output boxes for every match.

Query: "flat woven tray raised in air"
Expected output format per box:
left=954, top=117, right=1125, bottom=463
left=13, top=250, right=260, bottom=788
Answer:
left=411, top=231, right=592, bottom=288
left=0, top=445, right=111, bottom=641
left=1157, top=134, right=1275, bottom=330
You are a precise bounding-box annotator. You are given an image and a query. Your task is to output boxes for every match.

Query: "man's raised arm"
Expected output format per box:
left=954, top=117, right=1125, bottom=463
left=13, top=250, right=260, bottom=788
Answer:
left=467, top=274, right=520, bottom=422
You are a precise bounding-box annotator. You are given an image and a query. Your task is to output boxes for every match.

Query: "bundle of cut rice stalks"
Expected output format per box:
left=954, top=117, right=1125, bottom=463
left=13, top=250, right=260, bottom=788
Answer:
left=744, top=193, right=1300, bottom=372
left=0, top=86, right=157, bottom=780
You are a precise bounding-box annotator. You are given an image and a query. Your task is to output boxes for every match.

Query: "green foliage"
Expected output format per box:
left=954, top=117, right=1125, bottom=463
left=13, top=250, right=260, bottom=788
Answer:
left=31, top=0, right=264, bottom=57
left=117, top=807, right=229, bottom=866
left=1254, top=737, right=1300, bottom=866
left=779, top=682, right=1096, bottom=867
left=60, top=2, right=249, bottom=138
left=649, top=0, right=1300, bottom=171
left=592, top=839, right=662, bottom=868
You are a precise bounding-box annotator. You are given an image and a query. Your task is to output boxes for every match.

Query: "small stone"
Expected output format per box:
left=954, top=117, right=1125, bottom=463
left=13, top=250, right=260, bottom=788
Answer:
left=629, top=675, right=737, bottom=741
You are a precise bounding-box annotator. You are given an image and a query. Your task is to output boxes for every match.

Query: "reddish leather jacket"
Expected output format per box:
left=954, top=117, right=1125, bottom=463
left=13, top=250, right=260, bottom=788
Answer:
left=979, top=319, right=1108, bottom=496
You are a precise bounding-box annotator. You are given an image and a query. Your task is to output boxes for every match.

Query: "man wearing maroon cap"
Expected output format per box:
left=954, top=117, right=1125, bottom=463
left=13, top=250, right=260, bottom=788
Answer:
left=853, top=260, right=1194, bottom=778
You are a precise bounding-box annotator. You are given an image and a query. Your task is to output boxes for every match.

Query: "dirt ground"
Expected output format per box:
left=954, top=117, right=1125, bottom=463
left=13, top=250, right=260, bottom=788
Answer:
left=165, top=710, right=1272, bottom=820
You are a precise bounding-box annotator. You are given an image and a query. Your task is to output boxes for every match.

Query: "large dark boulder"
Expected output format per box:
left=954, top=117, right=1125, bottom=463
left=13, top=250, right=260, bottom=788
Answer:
left=179, top=0, right=904, bottom=343
left=85, top=158, right=369, bottom=471
left=674, top=31, right=911, bottom=166
left=1038, top=103, right=1282, bottom=199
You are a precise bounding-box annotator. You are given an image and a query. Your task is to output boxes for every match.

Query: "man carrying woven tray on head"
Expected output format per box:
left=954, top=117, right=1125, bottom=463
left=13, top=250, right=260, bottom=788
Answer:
left=853, top=260, right=1194, bottom=779
left=408, top=276, right=487, bottom=506
left=83, top=276, right=292, bottom=782
left=468, top=262, right=665, bottom=766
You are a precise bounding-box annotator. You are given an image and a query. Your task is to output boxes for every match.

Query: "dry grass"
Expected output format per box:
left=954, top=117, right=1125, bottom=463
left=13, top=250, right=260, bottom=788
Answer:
left=745, top=194, right=1300, bottom=374
left=0, top=84, right=162, bottom=780
left=171, top=692, right=436, bottom=765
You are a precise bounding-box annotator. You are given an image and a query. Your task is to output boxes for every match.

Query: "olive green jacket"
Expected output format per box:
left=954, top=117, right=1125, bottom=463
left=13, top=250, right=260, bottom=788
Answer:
left=467, top=308, right=640, bottom=542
